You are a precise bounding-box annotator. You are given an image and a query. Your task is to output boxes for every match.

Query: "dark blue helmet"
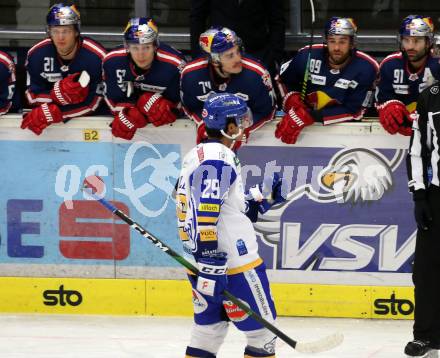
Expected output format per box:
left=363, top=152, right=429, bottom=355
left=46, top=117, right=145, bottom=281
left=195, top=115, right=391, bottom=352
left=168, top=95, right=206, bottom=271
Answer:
left=202, top=92, right=252, bottom=131
left=123, top=17, right=159, bottom=45
left=47, top=3, right=80, bottom=30
left=199, top=27, right=242, bottom=62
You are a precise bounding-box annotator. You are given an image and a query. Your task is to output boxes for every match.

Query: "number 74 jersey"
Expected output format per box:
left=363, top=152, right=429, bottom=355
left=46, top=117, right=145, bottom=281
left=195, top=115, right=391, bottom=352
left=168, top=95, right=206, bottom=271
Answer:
left=375, top=51, right=440, bottom=112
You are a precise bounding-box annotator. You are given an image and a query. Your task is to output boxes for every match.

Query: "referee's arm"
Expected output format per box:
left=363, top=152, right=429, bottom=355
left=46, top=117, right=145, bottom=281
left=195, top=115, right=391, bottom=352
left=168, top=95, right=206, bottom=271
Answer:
left=406, top=92, right=430, bottom=194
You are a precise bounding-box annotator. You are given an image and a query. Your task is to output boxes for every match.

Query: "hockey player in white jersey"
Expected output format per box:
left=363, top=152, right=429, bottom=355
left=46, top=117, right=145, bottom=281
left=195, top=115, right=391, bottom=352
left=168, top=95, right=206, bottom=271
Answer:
left=176, top=92, right=286, bottom=357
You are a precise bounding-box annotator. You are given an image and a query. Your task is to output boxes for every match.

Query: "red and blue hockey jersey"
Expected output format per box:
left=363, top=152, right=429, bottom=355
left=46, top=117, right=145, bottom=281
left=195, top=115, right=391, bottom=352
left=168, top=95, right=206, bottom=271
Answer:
left=375, top=51, right=440, bottom=112
left=102, top=43, right=185, bottom=113
left=278, top=44, right=379, bottom=125
left=0, top=51, right=15, bottom=115
left=180, top=55, right=276, bottom=131
left=25, top=36, right=106, bottom=119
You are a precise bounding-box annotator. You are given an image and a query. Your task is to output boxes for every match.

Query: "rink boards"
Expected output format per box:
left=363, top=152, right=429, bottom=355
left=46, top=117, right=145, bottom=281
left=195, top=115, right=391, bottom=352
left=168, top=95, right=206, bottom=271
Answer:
left=0, top=277, right=414, bottom=319
left=0, top=115, right=416, bottom=319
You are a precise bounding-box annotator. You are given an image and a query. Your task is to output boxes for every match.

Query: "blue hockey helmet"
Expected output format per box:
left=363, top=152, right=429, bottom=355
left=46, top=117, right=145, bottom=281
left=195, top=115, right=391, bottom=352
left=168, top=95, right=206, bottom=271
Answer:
left=124, top=17, right=159, bottom=46
left=199, top=27, right=242, bottom=62
left=324, top=17, right=357, bottom=40
left=399, top=15, right=434, bottom=45
left=47, top=3, right=81, bottom=30
left=202, top=93, right=252, bottom=134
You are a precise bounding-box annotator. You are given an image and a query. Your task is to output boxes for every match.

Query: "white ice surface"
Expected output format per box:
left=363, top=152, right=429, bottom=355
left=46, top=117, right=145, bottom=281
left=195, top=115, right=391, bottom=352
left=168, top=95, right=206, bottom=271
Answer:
left=0, top=314, right=438, bottom=358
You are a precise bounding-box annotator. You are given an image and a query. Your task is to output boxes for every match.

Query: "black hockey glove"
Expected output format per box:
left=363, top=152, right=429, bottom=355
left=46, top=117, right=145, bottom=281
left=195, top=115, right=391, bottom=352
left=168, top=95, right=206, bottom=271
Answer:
left=413, top=190, right=432, bottom=231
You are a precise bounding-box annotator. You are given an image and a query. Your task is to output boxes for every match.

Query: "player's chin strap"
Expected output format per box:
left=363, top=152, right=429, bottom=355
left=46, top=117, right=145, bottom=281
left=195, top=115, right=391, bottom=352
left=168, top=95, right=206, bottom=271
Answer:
left=212, top=59, right=229, bottom=79
left=221, top=127, right=244, bottom=149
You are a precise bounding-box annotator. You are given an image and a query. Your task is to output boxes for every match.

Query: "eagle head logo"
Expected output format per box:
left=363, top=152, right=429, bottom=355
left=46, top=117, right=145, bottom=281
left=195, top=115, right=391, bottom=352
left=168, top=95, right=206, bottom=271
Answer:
left=319, top=149, right=393, bottom=203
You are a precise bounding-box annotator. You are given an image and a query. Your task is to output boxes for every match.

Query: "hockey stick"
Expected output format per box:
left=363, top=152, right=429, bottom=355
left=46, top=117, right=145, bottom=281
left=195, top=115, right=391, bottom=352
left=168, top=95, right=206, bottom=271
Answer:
left=82, top=177, right=343, bottom=353
left=300, top=0, right=316, bottom=101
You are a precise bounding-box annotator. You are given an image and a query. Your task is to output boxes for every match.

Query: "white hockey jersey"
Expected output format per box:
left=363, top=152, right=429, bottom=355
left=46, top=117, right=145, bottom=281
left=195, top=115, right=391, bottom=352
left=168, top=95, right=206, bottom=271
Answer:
left=176, top=140, right=262, bottom=273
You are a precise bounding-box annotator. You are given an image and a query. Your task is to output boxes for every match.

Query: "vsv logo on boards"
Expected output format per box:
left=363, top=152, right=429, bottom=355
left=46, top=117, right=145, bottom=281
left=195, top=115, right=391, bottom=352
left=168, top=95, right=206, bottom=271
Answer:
left=278, top=223, right=416, bottom=272
left=42, top=285, right=83, bottom=306
left=238, top=146, right=416, bottom=273
left=374, top=293, right=414, bottom=316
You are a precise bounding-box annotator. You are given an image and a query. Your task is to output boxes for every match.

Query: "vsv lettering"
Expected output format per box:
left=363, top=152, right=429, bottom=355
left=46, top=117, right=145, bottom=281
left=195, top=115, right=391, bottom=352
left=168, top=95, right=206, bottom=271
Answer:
left=280, top=223, right=416, bottom=272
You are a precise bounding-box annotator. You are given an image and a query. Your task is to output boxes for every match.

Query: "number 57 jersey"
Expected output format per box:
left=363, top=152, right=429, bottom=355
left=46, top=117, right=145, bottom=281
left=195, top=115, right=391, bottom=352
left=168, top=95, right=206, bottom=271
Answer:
left=176, top=140, right=263, bottom=273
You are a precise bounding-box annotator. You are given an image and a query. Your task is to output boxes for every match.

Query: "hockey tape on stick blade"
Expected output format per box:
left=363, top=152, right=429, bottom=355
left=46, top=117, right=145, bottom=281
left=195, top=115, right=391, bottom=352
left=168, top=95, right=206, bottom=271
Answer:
left=126, top=81, right=134, bottom=97
left=83, top=175, right=104, bottom=194
left=295, top=332, right=344, bottom=353
left=82, top=175, right=344, bottom=353
left=261, top=175, right=275, bottom=204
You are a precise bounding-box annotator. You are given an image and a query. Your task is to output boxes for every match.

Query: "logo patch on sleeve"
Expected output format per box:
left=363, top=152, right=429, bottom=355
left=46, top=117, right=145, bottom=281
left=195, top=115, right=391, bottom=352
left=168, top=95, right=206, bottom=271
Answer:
left=197, top=147, right=204, bottom=162
left=223, top=300, right=249, bottom=322
left=199, top=228, right=217, bottom=241
left=192, top=289, right=208, bottom=313
left=197, top=277, right=216, bottom=296
left=198, top=203, right=220, bottom=212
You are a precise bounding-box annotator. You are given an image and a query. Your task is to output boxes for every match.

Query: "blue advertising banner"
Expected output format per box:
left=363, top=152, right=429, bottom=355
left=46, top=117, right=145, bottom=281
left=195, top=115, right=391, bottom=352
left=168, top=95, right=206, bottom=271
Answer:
left=0, top=120, right=416, bottom=285
left=0, top=140, right=181, bottom=268
left=239, top=146, right=416, bottom=275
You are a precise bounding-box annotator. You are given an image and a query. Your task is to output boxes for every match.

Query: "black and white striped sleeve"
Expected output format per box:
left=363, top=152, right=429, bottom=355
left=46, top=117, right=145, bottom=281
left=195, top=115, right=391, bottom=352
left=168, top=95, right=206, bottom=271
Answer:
left=406, top=92, right=431, bottom=193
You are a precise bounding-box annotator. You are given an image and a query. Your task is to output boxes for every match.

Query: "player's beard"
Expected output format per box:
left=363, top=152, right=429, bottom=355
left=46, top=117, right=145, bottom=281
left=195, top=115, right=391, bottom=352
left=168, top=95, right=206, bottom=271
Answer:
left=328, top=51, right=350, bottom=66
left=405, top=48, right=429, bottom=63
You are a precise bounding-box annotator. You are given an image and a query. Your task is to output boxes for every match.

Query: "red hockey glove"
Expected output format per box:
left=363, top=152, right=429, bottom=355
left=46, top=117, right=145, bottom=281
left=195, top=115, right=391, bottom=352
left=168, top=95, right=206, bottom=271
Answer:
left=397, top=124, right=413, bottom=136
left=396, top=111, right=416, bottom=136
left=275, top=106, right=314, bottom=144
left=50, top=72, right=89, bottom=105
left=111, top=107, right=147, bottom=140
left=283, top=91, right=307, bottom=112
left=137, top=92, right=177, bottom=126
left=21, top=103, right=63, bottom=135
left=377, top=100, right=411, bottom=135
left=196, top=122, right=207, bottom=144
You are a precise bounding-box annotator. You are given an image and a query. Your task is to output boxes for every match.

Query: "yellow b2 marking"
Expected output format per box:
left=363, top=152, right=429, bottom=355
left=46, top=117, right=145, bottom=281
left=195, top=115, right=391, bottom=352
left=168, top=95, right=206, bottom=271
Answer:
left=83, top=129, right=99, bottom=141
